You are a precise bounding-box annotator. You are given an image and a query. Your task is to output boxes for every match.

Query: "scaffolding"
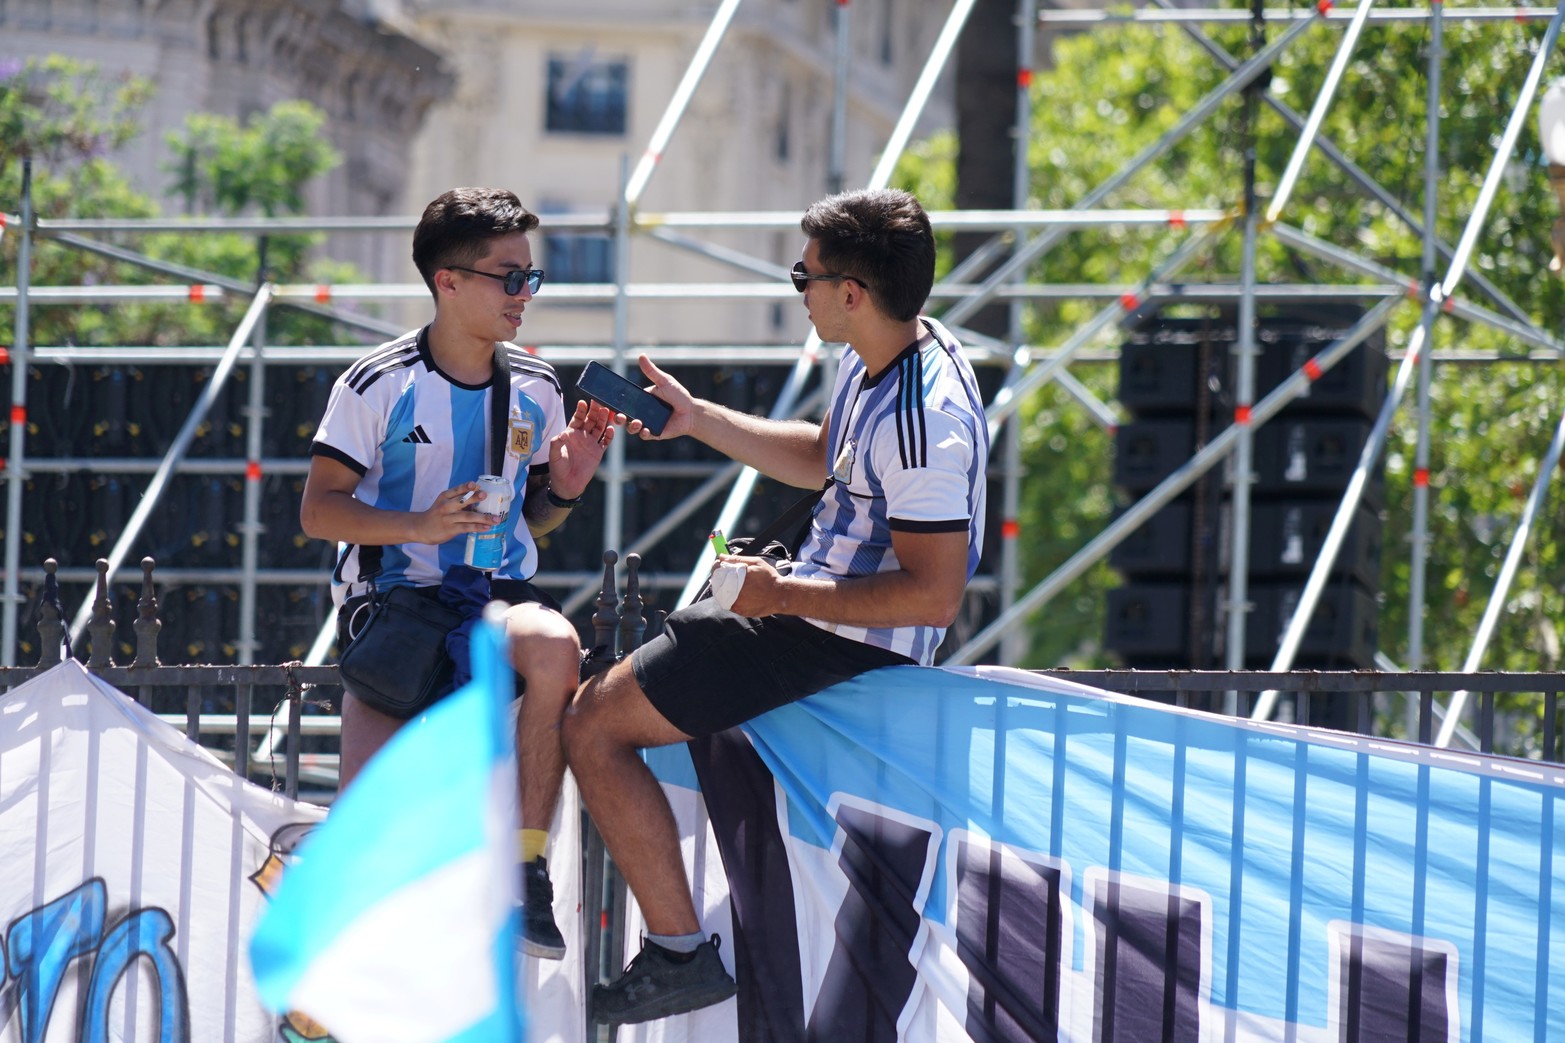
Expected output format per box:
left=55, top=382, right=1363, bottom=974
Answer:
left=4, top=1, right=1564, bottom=754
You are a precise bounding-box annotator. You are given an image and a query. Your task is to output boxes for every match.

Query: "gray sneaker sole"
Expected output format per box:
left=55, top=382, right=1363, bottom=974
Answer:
left=522, top=935, right=566, bottom=960
left=593, top=977, right=737, bottom=1025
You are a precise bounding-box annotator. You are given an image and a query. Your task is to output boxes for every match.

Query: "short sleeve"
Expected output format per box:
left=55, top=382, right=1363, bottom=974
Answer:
left=310, top=377, right=384, bottom=476
left=869, top=408, right=976, bottom=533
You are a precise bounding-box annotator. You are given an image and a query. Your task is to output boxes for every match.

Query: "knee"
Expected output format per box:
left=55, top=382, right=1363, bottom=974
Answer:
left=561, top=678, right=594, bottom=756
left=506, top=606, right=584, bottom=687
left=562, top=673, right=615, bottom=765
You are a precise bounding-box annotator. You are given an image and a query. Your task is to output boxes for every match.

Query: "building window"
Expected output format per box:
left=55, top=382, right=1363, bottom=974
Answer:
left=546, top=55, right=628, bottom=135
left=542, top=205, right=615, bottom=287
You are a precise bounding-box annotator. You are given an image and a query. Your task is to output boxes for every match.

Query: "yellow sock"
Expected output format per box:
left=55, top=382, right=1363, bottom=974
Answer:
left=519, top=828, right=548, bottom=864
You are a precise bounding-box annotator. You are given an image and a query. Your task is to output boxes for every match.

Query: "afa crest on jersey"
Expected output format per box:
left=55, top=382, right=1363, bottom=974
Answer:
left=509, top=412, right=534, bottom=458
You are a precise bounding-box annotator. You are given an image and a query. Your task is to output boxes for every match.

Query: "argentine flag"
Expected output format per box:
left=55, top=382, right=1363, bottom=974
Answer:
left=249, top=603, right=524, bottom=1042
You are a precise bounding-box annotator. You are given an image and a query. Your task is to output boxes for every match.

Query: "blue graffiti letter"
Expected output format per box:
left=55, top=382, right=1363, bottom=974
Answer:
left=83, top=908, right=190, bottom=1043
left=5, top=879, right=107, bottom=1043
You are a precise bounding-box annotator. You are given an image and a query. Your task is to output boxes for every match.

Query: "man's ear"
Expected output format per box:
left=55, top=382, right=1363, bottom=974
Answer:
left=433, top=268, right=459, bottom=298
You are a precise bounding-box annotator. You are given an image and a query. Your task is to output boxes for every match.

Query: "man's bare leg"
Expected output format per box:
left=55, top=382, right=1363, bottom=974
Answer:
left=505, top=601, right=581, bottom=831
left=563, top=658, right=702, bottom=936
left=506, top=601, right=583, bottom=961
left=337, top=691, right=403, bottom=792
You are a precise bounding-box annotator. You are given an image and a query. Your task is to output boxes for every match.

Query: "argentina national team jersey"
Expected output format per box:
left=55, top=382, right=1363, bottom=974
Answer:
left=793, top=316, right=988, bottom=665
left=310, top=327, right=567, bottom=607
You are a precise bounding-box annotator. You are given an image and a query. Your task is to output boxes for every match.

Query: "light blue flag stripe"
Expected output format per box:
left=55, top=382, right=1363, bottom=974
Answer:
left=249, top=609, right=520, bottom=1039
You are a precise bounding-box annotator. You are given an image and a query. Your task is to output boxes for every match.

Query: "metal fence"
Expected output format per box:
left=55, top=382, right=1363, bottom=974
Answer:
left=3, top=554, right=1560, bottom=1039
left=2, top=555, right=1562, bottom=803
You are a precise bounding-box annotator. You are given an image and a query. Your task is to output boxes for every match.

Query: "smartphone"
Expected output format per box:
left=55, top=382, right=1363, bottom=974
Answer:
left=576, top=361, right=673, bottom=436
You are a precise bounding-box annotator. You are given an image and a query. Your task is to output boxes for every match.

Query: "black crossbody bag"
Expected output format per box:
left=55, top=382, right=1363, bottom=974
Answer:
left=695, top=478, right=833, bottom=602
left=337, top=343, right=511, bottom=719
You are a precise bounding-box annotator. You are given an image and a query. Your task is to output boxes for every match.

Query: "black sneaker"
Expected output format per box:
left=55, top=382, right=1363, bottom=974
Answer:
left=591, top=935, right=738, bottom=1025
left=520, top=858, right=566, bottom=960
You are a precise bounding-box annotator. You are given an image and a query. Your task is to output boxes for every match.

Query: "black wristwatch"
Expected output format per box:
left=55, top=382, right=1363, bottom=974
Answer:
left=545, top=485, right=584, bottom=509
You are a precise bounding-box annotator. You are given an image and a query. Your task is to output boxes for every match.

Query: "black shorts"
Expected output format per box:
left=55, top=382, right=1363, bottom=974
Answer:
left=630, top=597, right=913, bottom=738
left=336, top=578, right=558, bottom=653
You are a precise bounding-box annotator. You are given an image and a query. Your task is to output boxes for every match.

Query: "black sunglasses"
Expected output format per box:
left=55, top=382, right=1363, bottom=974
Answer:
left=448, top=265, right=546, bottom=296
left=790, top=260, right=861, bottom=293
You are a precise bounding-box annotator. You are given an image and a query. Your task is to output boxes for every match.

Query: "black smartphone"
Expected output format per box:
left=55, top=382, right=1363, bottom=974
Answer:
left=576, top=361, right=673, bottom=436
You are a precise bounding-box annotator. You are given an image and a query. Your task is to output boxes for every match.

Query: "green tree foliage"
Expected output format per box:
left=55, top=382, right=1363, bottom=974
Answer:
left=899, top=14, right=1565, bottom=712
left=166, top=100, right=341, bottom=218
left=0, top=56, right=359, bottom=352
left=0, top=58, right=362, bottom=664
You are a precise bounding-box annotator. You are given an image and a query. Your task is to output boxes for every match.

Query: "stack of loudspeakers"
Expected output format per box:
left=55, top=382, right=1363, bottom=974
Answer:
left=13, top=362, right=336, bottom=667
left=1104, top=304, right=1388, bottom=722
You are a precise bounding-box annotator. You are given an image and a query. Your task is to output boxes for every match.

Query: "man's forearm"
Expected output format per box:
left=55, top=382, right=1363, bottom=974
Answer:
left=524, top=492, right=573, bottom=537
left=768, top=571, right=962, bottom=630
left=688, top=400, right=825, bottom=489
left=302, top=489, right=423, bottom=546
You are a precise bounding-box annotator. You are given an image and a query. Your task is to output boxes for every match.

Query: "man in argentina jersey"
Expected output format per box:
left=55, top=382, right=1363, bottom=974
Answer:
left=301, top=188, right=616, bottom=962
left=565, top=188, right=988, bottom=1027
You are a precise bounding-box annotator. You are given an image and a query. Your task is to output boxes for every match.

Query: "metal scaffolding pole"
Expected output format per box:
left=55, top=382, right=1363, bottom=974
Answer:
left=1270, top=223, right=1565, bottom=356
left=1255, top=0, right=1565, bottom=718
left=604, top=158, right=632, bottom=570
left=237, top=249, right=269, bottom=665
left=1160, top=0, right=1531, bottom=326
left=949, top=298, right=1400, bottom=664
left=623, top=0, right=744, bottom=208
left=1227, top=0, right=1370, bottom=694
left=941, top=12, right=1317, bottom=333
left=1225, top=0, right=1266, bottom=693
left=36, top=230, right=401, bottom=339
left=999, top=0, right=1039, bottom=667
left=1261, top=0, right=1377, bottom=224
left=1439, top=406, right=1565, bottom=746
left=66, top=287, right=275, bottom=646
left=985, top=223, right=1231, bottom=439
left=2, top=162, right=33, bottom=666
left=1037, top=6, right=1556, bottom=24
left=1409, top=0, right=1444, bottom=673
left=869, top=0, right=978, bottom=189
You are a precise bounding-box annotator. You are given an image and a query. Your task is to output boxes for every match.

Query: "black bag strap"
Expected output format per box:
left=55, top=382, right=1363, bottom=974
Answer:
left=742, top=477, right=834, bottom=557
left=490, top=342, right=509, bottom=477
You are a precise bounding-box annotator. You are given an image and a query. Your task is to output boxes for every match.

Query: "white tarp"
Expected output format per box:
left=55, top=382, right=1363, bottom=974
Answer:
left=0, top=661, right=326, bottom=1043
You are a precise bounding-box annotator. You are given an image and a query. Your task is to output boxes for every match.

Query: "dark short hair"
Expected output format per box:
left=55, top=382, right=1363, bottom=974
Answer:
left=411, top=188, right=540, bottom=297
left=800, top=188, right=935, bottom=323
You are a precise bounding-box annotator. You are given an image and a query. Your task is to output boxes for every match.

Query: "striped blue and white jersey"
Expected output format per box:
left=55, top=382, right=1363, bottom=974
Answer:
left=311, top=327, right=567, bottom=607
left=794, top=316, right=988, bottom=664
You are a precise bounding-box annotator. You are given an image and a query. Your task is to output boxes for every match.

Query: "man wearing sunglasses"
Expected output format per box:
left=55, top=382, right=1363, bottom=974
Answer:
left=565, top=188, right=989, bottom=1027
left=300, top=187, right=615, bottom=963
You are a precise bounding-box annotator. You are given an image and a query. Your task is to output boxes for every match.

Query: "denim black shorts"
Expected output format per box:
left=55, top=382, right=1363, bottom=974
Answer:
left=630, top=597, right=913, bottom=738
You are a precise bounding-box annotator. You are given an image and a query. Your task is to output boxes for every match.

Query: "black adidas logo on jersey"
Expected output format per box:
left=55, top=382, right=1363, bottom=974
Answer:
left=401, top=425, right=432, bottom=445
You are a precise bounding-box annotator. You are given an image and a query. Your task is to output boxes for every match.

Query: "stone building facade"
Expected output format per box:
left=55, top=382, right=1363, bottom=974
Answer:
left=0, top=0, right=453, bottom=281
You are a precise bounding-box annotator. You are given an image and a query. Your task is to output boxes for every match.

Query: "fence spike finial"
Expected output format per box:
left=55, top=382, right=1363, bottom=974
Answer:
left=591, top=550, right=622, bottom=663
left=36, top=559, right=64, bottom=670
left=619, top=552, right=646, bottom=654
left=88, top=559, right=114, bottom=670
left=132, top=557, right=162, bottom=668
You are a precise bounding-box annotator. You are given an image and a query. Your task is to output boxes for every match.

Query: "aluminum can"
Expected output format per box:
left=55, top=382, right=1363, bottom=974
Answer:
left=463, top=474, right=512, bottom=571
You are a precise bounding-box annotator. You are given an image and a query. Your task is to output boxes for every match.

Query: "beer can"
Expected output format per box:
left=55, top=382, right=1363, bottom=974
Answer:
left=463, top=474, right=512, bottom=572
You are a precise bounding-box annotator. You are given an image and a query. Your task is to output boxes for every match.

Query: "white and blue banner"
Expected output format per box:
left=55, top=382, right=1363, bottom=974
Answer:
left=0, top=661, right=326, bottom=1043
left=624, top=665, right=1565, bottom=1042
